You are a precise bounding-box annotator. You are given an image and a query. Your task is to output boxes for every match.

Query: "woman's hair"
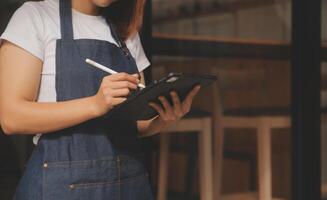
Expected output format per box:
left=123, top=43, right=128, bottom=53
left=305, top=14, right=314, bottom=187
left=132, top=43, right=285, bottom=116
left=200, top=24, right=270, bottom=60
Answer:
left=101, top=0, right=145, bottom=41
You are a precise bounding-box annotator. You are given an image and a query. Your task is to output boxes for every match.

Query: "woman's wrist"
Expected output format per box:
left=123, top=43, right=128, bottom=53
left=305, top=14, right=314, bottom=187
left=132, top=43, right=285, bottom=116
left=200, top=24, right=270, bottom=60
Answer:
left=88, top=95, right=108, bottom=118
left=138, top=116, right=172, bottom=137
left=155, top=116, right=173, bottom=127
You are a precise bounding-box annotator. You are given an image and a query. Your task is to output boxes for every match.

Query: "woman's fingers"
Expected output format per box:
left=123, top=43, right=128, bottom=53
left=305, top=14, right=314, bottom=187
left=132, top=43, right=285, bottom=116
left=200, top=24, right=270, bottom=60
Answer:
left=170, top=91, right=183, bottom=117
left=149, top=97, right=175, bottom=121
left=150, top=87, right=201, bottom=121
left=132, top=73, right=140, bottom=79
left=149, top=102, right=166, bottom=117
left=158, top=96, right=174, bottom=116
left=111, top=97, right=127, bottom=105
left=182, top=85, right=201, bottom=112
left=104, top=88, right=130, bottom=97
left=106, top=73, right=139, bottom=84
left=105, top=81, right=137, bottom=90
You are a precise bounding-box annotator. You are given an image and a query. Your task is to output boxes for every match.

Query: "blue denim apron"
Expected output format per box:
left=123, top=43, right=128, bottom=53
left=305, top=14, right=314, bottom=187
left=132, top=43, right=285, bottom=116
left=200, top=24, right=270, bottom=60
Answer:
left=13, top=0, right=153, bottom=199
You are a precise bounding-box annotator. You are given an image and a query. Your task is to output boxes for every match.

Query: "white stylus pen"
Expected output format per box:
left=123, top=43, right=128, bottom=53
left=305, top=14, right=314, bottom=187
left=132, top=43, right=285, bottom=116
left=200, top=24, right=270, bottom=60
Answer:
left=85, top=58, right=146, bottom=89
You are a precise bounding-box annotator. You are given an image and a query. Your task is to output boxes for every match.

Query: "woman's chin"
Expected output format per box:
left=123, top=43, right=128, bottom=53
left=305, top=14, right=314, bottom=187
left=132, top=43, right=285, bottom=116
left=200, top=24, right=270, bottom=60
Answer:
left=93, top=0, right=117, bottom=8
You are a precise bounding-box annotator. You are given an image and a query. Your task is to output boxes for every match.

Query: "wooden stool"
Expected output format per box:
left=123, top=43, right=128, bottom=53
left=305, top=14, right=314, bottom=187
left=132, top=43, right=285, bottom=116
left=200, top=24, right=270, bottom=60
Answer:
left=157, top=110, right=214, bottom=200
left=215, top=110, right=290, bottom=200
left=210, top=68, right=291, bottom=200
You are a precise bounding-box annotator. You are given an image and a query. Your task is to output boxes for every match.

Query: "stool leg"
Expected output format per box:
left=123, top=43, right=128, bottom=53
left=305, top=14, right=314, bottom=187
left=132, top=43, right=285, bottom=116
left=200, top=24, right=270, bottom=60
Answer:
left=158, top=134, right=170, bottom=200
left=257, top=124, right=272, bottom=200
left=213, top=122, right=224, bottom=200
left=198, top=118, right=214, bottom=200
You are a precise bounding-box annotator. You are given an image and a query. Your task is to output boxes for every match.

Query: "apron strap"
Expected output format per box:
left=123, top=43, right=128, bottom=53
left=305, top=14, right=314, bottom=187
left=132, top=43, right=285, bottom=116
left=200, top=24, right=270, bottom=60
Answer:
left=59, top=0, right=74, bottom=41
left=108, top=22, right=133, bottom=57
left=108, top=22, right=123, bottom=47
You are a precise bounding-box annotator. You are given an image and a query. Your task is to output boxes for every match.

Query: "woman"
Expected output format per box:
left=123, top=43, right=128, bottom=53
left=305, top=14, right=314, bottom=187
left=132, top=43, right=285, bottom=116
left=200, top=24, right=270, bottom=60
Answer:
left=0, top=0, right=201, bottom=199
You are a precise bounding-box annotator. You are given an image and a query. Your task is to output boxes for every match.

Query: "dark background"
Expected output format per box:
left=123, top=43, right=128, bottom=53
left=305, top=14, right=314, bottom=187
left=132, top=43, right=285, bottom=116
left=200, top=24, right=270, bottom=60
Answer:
left=0, top=0, right=324, bottom=199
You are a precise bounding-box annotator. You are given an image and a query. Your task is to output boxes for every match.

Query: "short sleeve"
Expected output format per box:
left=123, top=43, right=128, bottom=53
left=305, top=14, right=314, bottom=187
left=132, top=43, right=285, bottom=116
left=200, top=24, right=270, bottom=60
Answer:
left=126, top=32, right=150, bottom=72
left=0, top=2, right=44, bottom=61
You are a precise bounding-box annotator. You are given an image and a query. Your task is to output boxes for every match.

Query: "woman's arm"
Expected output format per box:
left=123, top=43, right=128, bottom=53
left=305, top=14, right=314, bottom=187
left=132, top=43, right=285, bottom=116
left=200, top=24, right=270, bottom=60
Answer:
left=0, top=41, right=139, bottom=135
left=137, top=72, right=201, bottom=137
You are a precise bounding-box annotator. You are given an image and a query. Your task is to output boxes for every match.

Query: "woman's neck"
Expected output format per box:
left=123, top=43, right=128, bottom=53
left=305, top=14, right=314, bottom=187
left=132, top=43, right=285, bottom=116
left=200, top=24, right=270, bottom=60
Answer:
left=72, top=0, right=99, bottom=16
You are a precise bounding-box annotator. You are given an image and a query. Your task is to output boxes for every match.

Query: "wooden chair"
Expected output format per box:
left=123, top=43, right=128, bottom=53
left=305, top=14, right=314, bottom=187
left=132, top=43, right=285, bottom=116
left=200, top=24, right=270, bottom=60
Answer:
left=210, top=68, right=291, bottom=200
left=157, top=110, right=214, bottom=200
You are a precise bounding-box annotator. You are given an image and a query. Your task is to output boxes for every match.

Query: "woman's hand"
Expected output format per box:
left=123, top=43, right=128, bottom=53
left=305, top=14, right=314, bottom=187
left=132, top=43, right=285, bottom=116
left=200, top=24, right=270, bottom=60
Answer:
left=92, top=73, right=140, bottom=116
left=149, top=85, right=201, bottom=125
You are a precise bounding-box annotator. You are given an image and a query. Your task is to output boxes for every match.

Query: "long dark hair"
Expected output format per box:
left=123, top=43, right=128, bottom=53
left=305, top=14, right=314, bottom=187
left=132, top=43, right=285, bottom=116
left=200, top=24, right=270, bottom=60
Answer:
left=101, top=0, right=145, bottom=41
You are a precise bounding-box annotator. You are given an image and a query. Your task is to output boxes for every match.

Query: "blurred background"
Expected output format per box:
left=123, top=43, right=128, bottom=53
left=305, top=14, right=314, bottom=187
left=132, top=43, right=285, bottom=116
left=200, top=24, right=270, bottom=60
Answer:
left=0, top=0, right=325, bottom=199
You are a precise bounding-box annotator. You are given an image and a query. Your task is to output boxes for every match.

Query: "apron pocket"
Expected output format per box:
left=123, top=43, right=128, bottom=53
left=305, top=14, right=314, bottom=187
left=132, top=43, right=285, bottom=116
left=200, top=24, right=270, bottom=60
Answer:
left=71, top=173, right=147, bottom=189
left=43, top=158, right=118, bottom=200
left=69, top=174, right=148, bottom=200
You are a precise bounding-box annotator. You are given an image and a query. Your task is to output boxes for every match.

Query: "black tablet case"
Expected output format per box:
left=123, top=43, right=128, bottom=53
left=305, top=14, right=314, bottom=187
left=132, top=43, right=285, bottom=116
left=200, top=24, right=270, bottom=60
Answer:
left=107, top=72, right=217, bottom=120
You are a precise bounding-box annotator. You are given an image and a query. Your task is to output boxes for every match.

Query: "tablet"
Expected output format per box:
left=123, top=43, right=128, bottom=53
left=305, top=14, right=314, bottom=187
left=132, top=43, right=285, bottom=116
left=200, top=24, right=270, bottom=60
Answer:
left=107, top=72, right=217, bottom=120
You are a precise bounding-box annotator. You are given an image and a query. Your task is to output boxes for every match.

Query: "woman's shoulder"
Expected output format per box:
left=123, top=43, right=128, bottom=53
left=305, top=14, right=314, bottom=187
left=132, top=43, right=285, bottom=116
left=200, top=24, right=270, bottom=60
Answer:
left=0, top=0, right=58, bottom=61
left=15, top=1, right=45, bottom=15
left=6, top=0, right=59, bottom=37
left=15, top=0, right=57, bottom=19
left=125, top=32, right=141, bottom=48
left=3, top=0, right=57, bottom=39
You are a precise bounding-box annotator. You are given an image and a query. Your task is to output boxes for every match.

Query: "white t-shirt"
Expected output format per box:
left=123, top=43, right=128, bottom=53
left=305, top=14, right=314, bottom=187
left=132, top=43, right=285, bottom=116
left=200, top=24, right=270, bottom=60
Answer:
left=0, top=0, right=150, bottom=103
left=0, top=0, right=150, bottom=144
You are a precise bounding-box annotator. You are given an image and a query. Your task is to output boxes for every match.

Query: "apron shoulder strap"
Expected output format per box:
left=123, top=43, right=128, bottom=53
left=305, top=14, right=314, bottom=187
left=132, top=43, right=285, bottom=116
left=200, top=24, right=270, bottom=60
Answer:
left=108, top=22, right=122, bottom=47
left=108, top=22, right=133, bottom=57
left=59, top=0, right=74, bottom=41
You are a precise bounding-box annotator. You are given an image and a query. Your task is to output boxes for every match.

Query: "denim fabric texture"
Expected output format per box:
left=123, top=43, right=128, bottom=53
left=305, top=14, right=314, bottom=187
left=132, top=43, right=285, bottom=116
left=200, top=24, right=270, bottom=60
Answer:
left=14, top=0, right=153, bottom=199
